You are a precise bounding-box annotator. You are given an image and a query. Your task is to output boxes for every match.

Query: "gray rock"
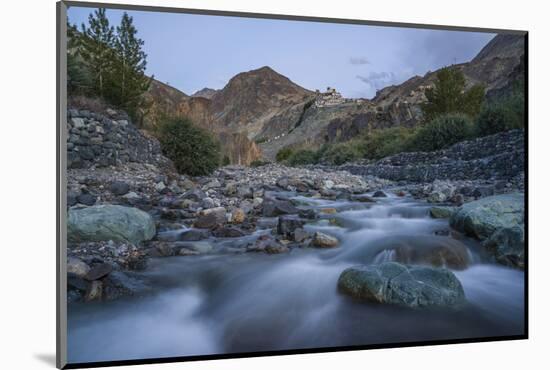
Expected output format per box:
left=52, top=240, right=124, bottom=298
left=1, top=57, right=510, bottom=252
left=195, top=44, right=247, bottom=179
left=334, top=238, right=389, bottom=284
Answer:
left=194, top=207, right=226, bottom=229
left=179, top=229, right=210, bottom=241
left=337, top=262, right=466, bottom=308
left=429, top=206, right=454, bottom=219
left=293, top=228, right=311, bottom=243
left=85, top=263, right=113, bottom=281
left=373, top=190, right=387, bottom=198
left=483, top=226, right=525, bottom=269
left=110, top=181, right=130, bottom=196
left=67, top=257, right=90, bottom=278
left=85, top=280, right=103, bottom=302
left=176, top=241, right=213, bottom=254
left=76, top=193, right=96, bottom=206
left=68, top=205, right=156, bottom=244
left=450, top=193, right=524, bottom=240
left=262, top=198, right=299, bottom=217
left=277, top=216, right=305, bottom=237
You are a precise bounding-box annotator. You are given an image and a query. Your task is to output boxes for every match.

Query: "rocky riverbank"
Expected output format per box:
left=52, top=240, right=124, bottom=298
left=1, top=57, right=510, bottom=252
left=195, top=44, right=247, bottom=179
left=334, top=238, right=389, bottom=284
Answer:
left=66, top=108, right=525, bottom=305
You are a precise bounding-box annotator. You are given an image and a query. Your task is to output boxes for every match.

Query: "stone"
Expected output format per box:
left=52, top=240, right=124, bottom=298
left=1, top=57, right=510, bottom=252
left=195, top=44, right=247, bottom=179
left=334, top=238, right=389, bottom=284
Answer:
left=179, top=229, right=210, bottom=241
left=71, top=117, right=86, bottom=128
left=320, top=208, right=337, bottom=214
left=230, top=208, right=246, bottom=224
left=155, top=243, right=175, bottom=257
left=176, top=241, right=213, bottom=254
left=373, top=190, right=387, bottom=198
left=262, top=198, right=299, bottom=217
left=337, top=262, right=466, bottom=308
left=299, top=209, right=317, bottom=219
left=293, top=228, right=310, bottom=243
left=312, top=232, right=339, bottom=248
left=183, top=188, right=206, bottom=202
left=76, top=193, right=96, bottom=206
left=212, top=226, right=245, bottom=238
left=67, top=257, right=90, bottom=278
left=322, top=180, right=335, bottom=189
left=68, top=205, right=156, bottom=244
left=155, top=181, right=167, bottom=193
left=483, top=226, right=525, bottom=269
left=265, top=242, right=290, bottom=254
left=110, top=181, right=130, bottom=196
left=194, top=207, right=226, bottom=229
left=450, top=193, right=524, bottom=240
left=351, top=195, right=375, bottom=203
left=277, top=216, right=305, bottom=236
left=429, top=206, right=454, bottom=219
left=85, top=280, right=103, bottom=302
left=84, top=263, right=113, bottom=281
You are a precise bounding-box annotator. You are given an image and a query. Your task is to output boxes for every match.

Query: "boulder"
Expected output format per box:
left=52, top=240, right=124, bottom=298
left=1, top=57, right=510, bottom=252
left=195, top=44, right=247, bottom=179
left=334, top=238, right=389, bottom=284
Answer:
left=68, top=205, right=156, bottom=244
left=293, top=228, right=311, bottom=243
left=110, top=181, right=130, bottom=196
left=312, top=232, right=339, bottom=248
left=483, top=226, right=525, bottom=269
left=262, top=198, right=299, bottom=217
left=277, top=216, right=305, bottom=237
left=67, top=257, right=90, bottom=278
left=450, top=193, right=524, bottom=240
left=212, top=226, right=246, bottom=238
left=194, top=207, right=226, bottom=229
left=179, top=229, right=210, bottom=241
left=337, top=262, right=466, bottom=308
left=373, top=190, right=387, bottom=198
left=85, top=263, right=113, bottom=281
left=76, top=193, right=96, bottom=206
left=429, top=206, right=454, bottom=219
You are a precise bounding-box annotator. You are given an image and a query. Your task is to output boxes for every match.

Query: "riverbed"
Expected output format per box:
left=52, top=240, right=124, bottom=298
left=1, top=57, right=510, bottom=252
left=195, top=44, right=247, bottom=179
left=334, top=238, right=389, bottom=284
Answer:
left=67, top=190, right=525, bottom=363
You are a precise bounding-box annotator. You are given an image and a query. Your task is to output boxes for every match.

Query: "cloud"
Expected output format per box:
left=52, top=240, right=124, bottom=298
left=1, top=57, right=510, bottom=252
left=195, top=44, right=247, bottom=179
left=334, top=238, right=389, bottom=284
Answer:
left=356, top=71, right=397, bottom=90
left=349, top=56, right=370, bottom=65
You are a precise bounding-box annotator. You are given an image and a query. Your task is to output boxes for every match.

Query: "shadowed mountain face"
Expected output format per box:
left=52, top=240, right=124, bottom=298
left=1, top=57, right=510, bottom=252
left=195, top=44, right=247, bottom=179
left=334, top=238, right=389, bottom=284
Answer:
left=143, top=34, right=524, bottom=162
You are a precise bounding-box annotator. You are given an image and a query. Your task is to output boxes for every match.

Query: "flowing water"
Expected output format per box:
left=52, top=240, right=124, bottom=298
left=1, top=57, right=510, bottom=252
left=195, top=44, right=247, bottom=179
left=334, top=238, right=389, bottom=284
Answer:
left=67, top=191, right=525, bottom=364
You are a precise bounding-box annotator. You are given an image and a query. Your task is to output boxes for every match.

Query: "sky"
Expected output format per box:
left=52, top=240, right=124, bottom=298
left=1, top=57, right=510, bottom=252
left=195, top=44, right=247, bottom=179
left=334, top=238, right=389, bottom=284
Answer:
left=67, top=6, right=495, bottom=99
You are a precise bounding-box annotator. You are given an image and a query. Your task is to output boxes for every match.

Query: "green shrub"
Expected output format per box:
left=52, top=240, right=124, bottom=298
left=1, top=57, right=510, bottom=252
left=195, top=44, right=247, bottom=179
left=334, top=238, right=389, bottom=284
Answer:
left=222, top=155, right=231, bottom=166
left=319, top=141, right=364, bottom=165
left=276, top=147, right=294, bottom=162
left=158, top=117, right=221, bottom=176
left=476, top=91, right=525, bottom=136
left=362, top=127, right=415, bottom=159
left=475, top=105, right=510, bottom=136
left=410, top=113, right=473, bottom=152
left=287, top=149, right=319, bottom=166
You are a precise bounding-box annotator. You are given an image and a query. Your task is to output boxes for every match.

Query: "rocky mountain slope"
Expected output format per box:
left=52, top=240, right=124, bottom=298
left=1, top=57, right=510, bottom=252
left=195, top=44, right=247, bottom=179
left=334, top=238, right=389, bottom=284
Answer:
left=141, top=33, right=524, bottom=163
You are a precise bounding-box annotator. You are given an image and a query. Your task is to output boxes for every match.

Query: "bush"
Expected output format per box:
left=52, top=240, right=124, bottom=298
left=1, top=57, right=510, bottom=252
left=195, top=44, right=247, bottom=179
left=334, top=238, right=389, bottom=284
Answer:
left=362, top=127, right=415, bottom=159
left=158, top=117, right=221, bottom=176
left=287, top=149, right=318, bottom=166
left=476, top=92, right=525, bottom=136
left=276, top=147, right=294, bottom=162
left=319, top=141, right=364, bottom=165
left=410, top=114, right=473, bottom=152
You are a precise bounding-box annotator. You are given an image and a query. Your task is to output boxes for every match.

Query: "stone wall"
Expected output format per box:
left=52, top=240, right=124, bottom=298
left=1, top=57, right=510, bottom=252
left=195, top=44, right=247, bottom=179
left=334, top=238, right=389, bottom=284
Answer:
left=338, top=129, right=525, bottom=182
left=66, top=108, right=172, bottom=170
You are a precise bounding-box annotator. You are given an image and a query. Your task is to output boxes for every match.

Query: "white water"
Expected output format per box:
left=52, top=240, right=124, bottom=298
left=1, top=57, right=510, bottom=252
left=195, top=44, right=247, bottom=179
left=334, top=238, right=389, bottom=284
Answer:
left=68, top=191, right=524, bottom=363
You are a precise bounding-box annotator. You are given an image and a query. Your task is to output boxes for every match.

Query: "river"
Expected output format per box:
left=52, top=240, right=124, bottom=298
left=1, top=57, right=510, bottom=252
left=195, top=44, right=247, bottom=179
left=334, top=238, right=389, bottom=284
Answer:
left=67, top=190, right=525, bottom=363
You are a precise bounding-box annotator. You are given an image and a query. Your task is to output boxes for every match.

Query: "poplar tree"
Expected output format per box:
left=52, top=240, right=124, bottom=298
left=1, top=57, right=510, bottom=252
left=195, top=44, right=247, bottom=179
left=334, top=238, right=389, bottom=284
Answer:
left=111, top=12, right=151, bottom=116
left=79, top=8, right=115, bottom=98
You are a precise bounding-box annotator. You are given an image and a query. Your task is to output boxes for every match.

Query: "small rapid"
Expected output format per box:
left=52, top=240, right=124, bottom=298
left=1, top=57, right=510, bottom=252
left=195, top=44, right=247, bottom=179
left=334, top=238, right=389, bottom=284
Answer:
left=68, top=190, right=524, bottom=363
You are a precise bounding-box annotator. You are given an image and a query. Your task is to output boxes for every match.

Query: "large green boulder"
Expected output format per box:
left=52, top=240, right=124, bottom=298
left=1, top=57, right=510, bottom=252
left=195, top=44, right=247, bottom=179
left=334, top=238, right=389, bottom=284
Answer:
left=450, top=193, right=524, bottom=240
left=68, top=205, right=156, bottom=244
left=337, top=262, right=466, bottom=308
left=483, top=225, right=525, bottom=269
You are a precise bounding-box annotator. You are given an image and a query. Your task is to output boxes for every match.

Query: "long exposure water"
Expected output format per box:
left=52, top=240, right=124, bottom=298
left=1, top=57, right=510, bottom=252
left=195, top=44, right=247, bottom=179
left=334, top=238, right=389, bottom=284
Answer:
left=68, top=190, right=524, bottom=363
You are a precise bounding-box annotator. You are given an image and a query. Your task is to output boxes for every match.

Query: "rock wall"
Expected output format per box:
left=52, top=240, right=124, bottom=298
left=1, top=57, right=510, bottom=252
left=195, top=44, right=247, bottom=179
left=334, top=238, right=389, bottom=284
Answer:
left=67, top=108, right=173, bottom=170
left=338, top=130, right=525, bottom=182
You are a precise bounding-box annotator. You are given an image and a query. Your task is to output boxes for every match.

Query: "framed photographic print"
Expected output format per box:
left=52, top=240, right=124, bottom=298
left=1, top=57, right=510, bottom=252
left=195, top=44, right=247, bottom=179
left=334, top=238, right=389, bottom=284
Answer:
left=56, top=1, right=527, bottom=368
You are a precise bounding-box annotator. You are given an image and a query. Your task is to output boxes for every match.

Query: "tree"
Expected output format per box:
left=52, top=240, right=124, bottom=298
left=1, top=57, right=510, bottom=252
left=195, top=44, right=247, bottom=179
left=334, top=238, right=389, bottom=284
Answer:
left=79, top=8, right=115, bottom=98
left=421, top=67, right=485, bottom=122
left=110, top=12, right=152, bottom=117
